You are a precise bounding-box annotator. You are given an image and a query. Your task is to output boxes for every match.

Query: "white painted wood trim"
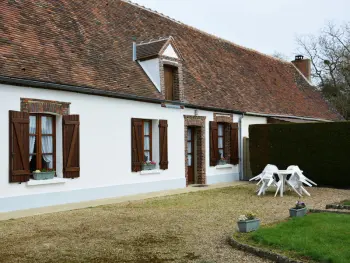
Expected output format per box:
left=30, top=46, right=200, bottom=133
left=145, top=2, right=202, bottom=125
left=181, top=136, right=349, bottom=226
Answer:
left=216, top=164, right=234, bottom=169
left=140, top=170, right=162, bottom=175
left=27, top=178, right=69, bottom=186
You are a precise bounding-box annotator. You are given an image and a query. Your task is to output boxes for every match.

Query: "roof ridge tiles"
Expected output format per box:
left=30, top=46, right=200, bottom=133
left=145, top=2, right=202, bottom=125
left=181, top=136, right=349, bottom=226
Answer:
left=122, top=0, right=292, bottom=66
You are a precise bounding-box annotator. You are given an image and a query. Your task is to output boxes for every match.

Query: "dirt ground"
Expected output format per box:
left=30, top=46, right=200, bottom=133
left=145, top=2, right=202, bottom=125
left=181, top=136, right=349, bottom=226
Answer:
left=0, top=184, right=348, bottom=263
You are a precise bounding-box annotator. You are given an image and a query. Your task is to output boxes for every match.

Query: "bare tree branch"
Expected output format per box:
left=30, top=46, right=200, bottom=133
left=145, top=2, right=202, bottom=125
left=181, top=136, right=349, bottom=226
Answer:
left=296, top=22, right=350, bottom=120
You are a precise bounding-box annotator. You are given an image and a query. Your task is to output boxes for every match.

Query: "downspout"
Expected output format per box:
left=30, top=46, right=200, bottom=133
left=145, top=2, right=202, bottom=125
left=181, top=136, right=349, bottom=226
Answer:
left=132, top=41, right=137, bottom=61
left=238, top=113, right=245, bottom=180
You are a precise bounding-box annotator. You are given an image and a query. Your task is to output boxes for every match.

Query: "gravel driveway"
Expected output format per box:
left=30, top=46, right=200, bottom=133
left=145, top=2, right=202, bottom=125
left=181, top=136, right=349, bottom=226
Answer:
left=0, top=184, right=348, bottom=263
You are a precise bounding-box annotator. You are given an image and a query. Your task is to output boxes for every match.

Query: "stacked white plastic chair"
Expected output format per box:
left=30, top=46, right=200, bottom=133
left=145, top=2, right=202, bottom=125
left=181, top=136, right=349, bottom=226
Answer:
left=250, top=164, right=280, bottom=196
left=286, top=165, right=317, bottom=196
left=249, top=164, right=275, bottom=185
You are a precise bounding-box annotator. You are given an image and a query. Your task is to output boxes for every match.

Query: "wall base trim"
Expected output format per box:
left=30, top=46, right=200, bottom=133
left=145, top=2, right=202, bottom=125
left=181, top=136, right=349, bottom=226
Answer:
left=207, top=173, right=240, bottom=185
left=0, top=178, right=185, bottom=212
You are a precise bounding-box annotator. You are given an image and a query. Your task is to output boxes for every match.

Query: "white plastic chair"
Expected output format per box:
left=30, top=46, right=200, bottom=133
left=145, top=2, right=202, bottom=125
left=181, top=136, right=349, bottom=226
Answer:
left=255, top=165, right=280, bottom=196
left=286, top=173, right=309, bottom=196
left=287, top=165, right=317, bottom=186
left=286, top=166, right=316, bottom=196
left=250, top=164, right=278, bottom=186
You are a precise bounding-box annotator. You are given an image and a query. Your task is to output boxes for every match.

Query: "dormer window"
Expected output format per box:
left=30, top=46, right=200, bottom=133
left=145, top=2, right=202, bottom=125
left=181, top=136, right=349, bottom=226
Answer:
left=134, top=37, right=184, bottom=102
left=164, top=65, right=176, bottom=100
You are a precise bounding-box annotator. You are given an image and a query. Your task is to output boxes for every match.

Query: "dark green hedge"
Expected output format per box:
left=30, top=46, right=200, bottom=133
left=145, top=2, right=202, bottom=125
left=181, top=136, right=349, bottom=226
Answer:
left=249, top=122, right=350, bottom=188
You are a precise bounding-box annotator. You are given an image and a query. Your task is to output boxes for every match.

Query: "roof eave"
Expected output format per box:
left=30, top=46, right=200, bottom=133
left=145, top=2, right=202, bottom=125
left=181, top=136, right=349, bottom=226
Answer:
left=245, top=111, right=334, bottom=122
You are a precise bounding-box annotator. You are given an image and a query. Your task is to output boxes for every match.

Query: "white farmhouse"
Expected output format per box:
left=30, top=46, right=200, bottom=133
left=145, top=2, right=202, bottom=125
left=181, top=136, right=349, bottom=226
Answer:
left=0, top=0, right=341, bottom=212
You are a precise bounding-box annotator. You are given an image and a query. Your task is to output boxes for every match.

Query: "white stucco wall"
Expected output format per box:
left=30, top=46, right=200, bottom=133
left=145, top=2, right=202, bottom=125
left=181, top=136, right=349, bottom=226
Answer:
left=162, top=44, right=179, bottom=59
left=0, top=83, right=268, bottom=212
left=241, top=115, right=267, bottom=138
left=0, top=84, right=185, bottom=211
left=138, top=58, right=161, bottom=91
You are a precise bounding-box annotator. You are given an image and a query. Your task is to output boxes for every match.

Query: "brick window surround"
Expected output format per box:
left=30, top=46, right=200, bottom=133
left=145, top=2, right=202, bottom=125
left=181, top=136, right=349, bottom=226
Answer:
left=21, top=98, right=70, bottom=115
left=213, top=113, right=233, bottom=162
left=159, top=56, right=184, bottom=102
left=184, top=115, right=206, bottom=185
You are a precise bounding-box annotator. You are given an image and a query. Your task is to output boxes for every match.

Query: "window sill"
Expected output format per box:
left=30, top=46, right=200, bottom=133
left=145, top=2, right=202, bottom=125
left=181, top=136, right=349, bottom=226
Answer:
left=26, top=178, right=69, bottom=186
left=140, top=169, right=161, bottom=175
left=216, top=164, right=233, bottom=169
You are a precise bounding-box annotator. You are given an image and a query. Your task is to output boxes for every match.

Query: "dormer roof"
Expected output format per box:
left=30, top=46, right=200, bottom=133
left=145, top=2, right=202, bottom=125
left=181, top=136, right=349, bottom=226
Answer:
left=136, top=37, right=181, bottom=60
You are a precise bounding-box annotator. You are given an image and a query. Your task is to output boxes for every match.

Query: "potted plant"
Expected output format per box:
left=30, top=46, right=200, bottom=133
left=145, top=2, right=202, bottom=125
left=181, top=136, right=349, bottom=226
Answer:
left=32, top=168, right=55, bottom=180
left=142, top=161, right=156, bottom=170
left=217, top=156, right=228, bottom=165
left=237, top=212, right=260, bottom=232
left=289, top=201, right=307, bottom=217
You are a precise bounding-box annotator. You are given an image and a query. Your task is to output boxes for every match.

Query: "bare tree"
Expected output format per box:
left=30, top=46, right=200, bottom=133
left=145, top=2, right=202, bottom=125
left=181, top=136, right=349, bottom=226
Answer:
left=272, top=51, right=289, bottom=61
left=296, top=22, right=350, bottom=120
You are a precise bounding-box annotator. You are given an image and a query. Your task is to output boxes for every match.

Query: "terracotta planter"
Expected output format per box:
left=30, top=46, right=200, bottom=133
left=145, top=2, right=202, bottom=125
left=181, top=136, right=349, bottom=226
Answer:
left=289, top=207, right=307, bottom=217
left=237, top=219, right=260, bottom=232
left=33, top=171, right=55, bottom=180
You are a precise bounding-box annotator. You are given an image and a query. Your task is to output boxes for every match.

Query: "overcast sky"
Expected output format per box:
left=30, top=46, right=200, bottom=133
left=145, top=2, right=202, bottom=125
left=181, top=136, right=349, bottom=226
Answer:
left=131, top=0, right=350, bottom=61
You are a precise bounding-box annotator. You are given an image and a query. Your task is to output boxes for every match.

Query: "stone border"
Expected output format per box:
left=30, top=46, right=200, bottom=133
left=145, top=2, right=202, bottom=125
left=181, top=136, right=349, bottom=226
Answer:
left=228, top=236, right=303, bottom=263
left=325, top=204, right=350, bottom=210
left=309, top=209, right=350, bottom=214
left=228, top=210, right=349, bottom=262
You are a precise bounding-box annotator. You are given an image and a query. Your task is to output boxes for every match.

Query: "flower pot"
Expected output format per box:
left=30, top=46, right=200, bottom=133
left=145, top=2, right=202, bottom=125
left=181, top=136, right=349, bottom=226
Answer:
left=33, top=171, right=55, bottom=180
left=237, top=219, right=260, bottom=233
left=142, top=164, right=156, bottom=170
left=217, top=160, right=227, bottom=165
left=289, top=207, right=307, bottom=217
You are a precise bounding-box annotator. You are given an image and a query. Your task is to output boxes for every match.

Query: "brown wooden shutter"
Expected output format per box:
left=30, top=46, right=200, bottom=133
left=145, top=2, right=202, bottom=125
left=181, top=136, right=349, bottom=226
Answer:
left=131, top=118, right=143, bottom=172
left=230, top=122, right=239, bottom=165
left=159, top=120, right=168, bottom=170
left=9, top=111, right=30, bottom=183
left=209, top=121, right=219, bottom=166
left=63, top=115, right=80, bottom=178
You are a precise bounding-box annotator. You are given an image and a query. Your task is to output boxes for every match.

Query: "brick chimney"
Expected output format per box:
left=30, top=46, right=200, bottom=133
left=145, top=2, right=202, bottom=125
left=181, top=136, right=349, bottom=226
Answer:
left=292, top=55, right=311, bottom=81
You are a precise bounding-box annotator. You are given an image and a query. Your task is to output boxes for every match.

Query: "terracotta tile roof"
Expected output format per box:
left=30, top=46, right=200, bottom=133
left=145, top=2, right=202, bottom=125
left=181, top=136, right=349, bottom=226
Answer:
left=136, top=38, right=169, bottom=60
left=0, top=0, right=342, bottom=120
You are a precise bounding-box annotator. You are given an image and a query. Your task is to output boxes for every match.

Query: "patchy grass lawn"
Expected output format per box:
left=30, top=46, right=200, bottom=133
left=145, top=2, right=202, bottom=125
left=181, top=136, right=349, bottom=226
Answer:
left=249, top=213, right=350, bottom=263
left=0, top=184, right=348, bottom=263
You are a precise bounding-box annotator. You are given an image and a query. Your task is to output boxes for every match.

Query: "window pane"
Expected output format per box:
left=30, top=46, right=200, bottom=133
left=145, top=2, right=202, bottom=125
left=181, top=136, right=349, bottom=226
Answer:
left=187, top=128, right=192, bottom=140
left=42, top=154, right=53, bottom=169
left=144, top=151, right=150, bottom=162
left=42, top=136, right=53, bottom=154
left=29, top=155, right=37, bottom=172
left=187, top=154, right=192, bottom=166
left=144, top=136, right=150, bottom=150
left=218, top=149, right=224, bottom=158
left=41, top=116, right=53, bottom=134
left=187, top=142, right=192, bottom=153
left=218, top=137, right=223, bottom=148
left=144, top=121, right=150, bottom=135
left=29, top=116, right=36, bottom=134
left=218, top=124, right=224, bottom=136
left=29, top=135, right=36, bottom=157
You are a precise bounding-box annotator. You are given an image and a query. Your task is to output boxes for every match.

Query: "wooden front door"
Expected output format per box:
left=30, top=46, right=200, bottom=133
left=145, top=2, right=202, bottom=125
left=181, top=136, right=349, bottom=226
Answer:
left=187, top=127, right=195, bottom=184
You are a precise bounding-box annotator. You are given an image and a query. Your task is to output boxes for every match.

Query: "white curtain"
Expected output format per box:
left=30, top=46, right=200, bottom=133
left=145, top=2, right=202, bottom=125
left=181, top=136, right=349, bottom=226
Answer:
left=41, top=116, right=53, bottom=169
left=29, top=116, right=36, bottom=161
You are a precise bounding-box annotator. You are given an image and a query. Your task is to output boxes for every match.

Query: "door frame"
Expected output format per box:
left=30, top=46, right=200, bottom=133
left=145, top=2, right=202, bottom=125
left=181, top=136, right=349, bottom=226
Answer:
left=184, top=116, right=206, bottom=186
left=187, top=126, right=195, bottom=184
